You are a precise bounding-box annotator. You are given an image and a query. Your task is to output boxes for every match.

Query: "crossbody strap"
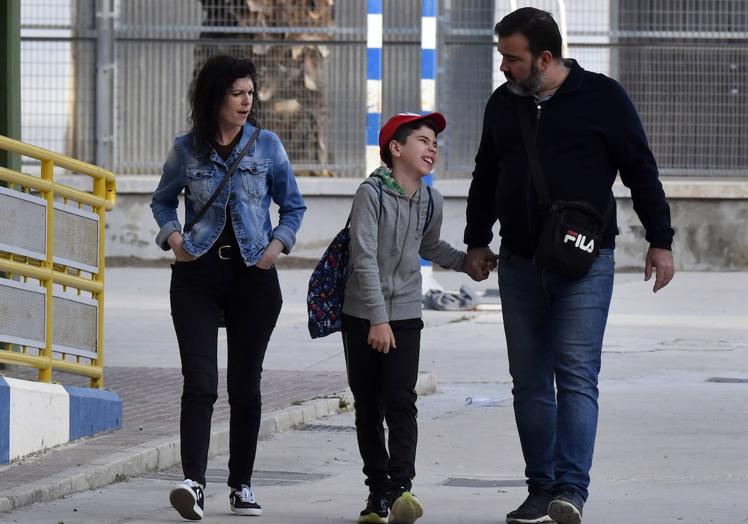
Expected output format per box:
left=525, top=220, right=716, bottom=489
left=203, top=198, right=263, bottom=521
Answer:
left=515, top=98, right=552, bottom=213
left=184, top=126, right=262, bottom=233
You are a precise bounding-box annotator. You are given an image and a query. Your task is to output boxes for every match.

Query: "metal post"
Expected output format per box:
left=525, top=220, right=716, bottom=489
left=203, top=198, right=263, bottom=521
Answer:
left=420, top=0, right=442, bottom=293
left=0, top=0, right=21, bottom=172
left=95, top=0, right=115, bottom=170
left=366, top=0, right=383, bottom=175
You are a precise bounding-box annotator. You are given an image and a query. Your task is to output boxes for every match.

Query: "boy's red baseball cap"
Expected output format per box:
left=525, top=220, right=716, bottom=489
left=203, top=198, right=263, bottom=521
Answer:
left=378, top=112, right=447, bottom=164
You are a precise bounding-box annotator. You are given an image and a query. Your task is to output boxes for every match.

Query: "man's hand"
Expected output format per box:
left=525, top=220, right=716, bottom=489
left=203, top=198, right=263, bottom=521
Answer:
left=465, top=247, right=498, bottom=281
left=256, top=239, right=284, bottom=269
left=168, top=231, right=197, bottom=262
left=645, top=247, right=674, bottom=293
left=368, top=322, right=397, bottom=354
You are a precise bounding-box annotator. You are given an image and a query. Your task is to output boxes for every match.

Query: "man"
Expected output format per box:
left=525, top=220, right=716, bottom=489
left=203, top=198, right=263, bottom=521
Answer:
left=463, top=8, right=675, bottom=524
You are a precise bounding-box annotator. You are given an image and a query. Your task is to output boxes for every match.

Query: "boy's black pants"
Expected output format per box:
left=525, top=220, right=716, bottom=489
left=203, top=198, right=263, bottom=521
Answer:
left=170, top=246, right=282, bottom=489
left=341, top=314, right=423, bottom=492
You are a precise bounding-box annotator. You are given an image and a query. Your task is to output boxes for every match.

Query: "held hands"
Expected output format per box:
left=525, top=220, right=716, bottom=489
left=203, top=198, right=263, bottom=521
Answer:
left=255, top=239, right=284, bottom=269
left=465, top=247, right=498, bottom=282
left=368, top=322, right=397, bottom=354
left=168, top=231, right=197, bottom=262
left=645, top=247, right=675, bottom=293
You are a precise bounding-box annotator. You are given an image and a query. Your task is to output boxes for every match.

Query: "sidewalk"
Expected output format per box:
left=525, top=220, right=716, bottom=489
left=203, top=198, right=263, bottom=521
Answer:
left=2, top=268, right=747, bottom=523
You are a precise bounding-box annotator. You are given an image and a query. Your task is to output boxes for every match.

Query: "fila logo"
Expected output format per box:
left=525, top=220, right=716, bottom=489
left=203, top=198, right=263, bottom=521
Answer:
left=563, top=230, right=595, bottom=253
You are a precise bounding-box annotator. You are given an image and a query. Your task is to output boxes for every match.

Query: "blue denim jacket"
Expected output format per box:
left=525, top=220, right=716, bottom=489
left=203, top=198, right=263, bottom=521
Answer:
left=150, top=124, right=306, bottom=265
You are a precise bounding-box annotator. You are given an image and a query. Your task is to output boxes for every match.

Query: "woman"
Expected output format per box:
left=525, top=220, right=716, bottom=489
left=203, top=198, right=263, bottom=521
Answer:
left=151, top=55, right=306, bottom=520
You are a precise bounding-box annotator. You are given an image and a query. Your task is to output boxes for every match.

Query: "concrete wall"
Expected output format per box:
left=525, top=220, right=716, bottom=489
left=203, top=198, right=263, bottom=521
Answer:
left=0, top=377, right=122, bottom=464
left=102, top=176, right=748, bottom=271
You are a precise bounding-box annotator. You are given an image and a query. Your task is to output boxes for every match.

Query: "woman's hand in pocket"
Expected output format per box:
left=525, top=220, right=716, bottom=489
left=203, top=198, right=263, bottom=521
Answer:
left=255, top=239, right=284, bottom=269
left=168, top=232, right=197, bottom=262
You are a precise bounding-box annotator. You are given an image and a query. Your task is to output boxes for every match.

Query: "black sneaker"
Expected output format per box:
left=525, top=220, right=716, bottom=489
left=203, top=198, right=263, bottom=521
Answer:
left=229, top=484, right=263, bottom=516
left=547, top=491, right=584, bottom=524
left=388, top=488, right=423, bottom=524
left=169, top=479, right=204, bottom=521
left=358, top=487, right=389, bottom=523
left=506, top=491, right=554, bottom=524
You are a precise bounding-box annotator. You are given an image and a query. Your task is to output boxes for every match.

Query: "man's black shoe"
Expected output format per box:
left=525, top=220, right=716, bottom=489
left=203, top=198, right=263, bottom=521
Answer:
left=506, top=491, right=554, bottom=524
left=548, top=491, right=584, bottom=524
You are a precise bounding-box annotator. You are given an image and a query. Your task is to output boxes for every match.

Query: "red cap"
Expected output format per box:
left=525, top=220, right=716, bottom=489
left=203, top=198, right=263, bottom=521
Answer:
left=378, top=112, right=447, bottom=165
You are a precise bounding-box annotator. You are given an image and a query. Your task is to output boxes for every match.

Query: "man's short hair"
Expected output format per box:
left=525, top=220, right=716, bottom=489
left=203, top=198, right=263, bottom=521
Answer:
left=495, top=7, right=563, bottom=59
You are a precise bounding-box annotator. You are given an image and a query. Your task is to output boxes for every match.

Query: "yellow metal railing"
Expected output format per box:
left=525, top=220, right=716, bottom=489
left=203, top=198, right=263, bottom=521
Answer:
left=0, top=135, right=116, bottom=388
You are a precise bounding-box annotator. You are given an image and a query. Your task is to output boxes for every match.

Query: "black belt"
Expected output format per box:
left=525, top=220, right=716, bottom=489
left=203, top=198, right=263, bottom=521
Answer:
left=213, top=244, right=235, bottom=260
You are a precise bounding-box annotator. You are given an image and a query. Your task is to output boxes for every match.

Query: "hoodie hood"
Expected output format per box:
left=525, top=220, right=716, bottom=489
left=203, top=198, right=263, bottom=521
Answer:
left=369, top=166, right=407, bottom=197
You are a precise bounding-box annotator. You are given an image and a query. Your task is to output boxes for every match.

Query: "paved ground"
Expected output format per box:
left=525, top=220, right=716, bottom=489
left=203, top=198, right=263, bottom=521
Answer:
left=2, top=267, right=748, bottom=523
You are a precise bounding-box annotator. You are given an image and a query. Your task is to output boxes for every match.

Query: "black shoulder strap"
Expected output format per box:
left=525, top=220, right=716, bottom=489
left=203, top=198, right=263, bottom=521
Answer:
left=424, top=185, right=435, bottom=232
left=184, top=126, right=261, bottom=233
left=515, top=98, right=552, bottom=212
left=346, top=178, right=383, bottom=228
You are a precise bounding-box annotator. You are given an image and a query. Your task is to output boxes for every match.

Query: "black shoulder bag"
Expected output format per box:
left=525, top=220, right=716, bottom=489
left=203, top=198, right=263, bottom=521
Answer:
left=516, top=100, right=604, bottom=279
left=183, top=126, right=261, bottom=233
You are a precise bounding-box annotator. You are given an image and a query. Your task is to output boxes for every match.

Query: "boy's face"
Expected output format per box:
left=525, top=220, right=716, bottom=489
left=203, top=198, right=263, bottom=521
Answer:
left=390, top=124, right=438, bottom=177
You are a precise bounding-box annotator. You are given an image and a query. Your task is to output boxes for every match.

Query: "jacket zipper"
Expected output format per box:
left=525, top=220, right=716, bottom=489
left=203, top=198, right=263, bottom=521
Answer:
left=388, top=198, right=413, bottom=315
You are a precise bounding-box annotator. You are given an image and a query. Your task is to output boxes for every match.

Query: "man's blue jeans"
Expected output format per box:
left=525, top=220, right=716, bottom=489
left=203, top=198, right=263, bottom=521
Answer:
left=498, top=246, right=614, bottom=501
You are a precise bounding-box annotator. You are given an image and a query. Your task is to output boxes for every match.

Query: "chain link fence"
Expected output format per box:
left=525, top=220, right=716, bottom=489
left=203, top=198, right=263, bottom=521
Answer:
left=19, top=0, right=748, bottom=179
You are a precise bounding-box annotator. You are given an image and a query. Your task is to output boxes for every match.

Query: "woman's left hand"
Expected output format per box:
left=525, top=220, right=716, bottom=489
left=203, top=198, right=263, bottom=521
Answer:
left=255, top=239, right=284, bottom=269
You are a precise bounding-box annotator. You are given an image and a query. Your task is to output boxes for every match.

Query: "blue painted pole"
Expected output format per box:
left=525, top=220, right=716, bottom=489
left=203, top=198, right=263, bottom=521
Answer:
left=366, top=0, right=383, bottom=176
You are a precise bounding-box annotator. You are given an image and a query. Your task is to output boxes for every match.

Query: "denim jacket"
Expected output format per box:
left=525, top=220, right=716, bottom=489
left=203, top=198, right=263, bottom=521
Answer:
left=150, top=124, right=306, bottom=265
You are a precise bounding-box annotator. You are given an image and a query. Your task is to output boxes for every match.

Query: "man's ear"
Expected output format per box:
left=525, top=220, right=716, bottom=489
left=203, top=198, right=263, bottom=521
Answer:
left=538, top=50, right=554, bottom=70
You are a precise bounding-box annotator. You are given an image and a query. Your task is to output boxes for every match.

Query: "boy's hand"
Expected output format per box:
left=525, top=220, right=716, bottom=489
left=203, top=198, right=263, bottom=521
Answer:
left=368, top=323, right=397, bottom=354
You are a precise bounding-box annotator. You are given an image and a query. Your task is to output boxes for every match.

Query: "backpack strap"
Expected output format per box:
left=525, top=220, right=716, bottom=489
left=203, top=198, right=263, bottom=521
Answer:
left=346, top=178, right=384, bottom=228
left=423, top=185, right=435, bottom=232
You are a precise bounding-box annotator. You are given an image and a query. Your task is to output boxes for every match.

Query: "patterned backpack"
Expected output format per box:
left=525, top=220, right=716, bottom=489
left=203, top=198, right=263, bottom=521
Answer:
left=306, top=180, right=433, bottom=339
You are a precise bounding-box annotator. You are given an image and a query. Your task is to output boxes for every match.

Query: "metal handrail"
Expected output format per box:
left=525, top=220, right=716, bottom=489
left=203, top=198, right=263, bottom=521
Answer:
left=0, top=134, right=116, bottom=388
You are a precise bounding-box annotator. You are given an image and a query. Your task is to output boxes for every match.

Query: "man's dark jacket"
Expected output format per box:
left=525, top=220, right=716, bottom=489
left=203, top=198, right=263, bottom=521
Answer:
left=464, top=59, right=674, bottom=257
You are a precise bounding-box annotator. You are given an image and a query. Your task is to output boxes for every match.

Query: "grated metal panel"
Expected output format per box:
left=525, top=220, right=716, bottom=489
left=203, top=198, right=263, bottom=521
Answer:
left=706, top=377, right=748, bottom=384
left=53, top=203, right=99, bottom=272
left=442, top=477, right=527, bottom=488
left=0, top=187, right=47, bottom=260
left=150, top=468, right=329, bottom=487
left=52, top=292, right=97, bottom=357
left=0, top=278, right=46, bottom=348
left=298, top=424, right=357, bottom=432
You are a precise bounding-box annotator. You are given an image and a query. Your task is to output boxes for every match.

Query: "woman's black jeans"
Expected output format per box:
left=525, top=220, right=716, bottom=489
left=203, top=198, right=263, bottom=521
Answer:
left=341, top=314, right=423, bottom=492
left=169, top=244, right=282, bottom=489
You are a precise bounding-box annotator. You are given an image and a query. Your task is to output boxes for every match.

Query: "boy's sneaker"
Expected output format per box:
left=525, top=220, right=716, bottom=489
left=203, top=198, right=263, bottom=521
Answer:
left=388, top=489, right=423, bottom=524
left=169, top=479, right=204, bottom=521
left=506, top=491, right=554, bottom=523
left=229, top=484, right=262, bottom=516
left=547, top=491, right=584, bottom=524
left=358, top=487, right=389, bottom=523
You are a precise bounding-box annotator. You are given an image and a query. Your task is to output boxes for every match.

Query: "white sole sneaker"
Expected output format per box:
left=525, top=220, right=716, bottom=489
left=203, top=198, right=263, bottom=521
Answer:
left=230, top=505, right=262, bottom=516
left=548, top=499, right=582, bottom=524
left=169, top=485, right=203, bottom=520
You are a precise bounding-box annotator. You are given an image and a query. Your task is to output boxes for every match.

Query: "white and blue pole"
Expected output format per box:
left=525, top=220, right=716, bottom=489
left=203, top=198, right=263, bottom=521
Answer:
left=366, top=0, right=383, bottom=176
left=420, top=0, right=443, bottom=293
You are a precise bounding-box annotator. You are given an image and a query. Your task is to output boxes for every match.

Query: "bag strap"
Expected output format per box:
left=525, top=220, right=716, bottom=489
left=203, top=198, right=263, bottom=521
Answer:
left=345, top=178, right=384, bottom=228
left=516, top=98, right=614, bottom=225
left=515, top=98, right=552, bottom=213
left=184, top=126, right=262, bottom=233
left=424, top=185, right=435, bottom=232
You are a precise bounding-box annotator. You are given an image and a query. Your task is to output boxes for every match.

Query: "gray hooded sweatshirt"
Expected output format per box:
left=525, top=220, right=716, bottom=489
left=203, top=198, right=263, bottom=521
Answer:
left=343, top=174, right=467, bottom=325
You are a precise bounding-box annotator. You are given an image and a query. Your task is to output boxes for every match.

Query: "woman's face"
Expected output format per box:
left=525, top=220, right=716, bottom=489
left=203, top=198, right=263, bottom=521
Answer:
left=217, top=76, right=254, bottom=131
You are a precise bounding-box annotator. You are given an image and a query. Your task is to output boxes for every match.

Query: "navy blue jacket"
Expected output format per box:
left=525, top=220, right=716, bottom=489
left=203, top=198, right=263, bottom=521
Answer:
left=464, top=60, right=673, bottom=257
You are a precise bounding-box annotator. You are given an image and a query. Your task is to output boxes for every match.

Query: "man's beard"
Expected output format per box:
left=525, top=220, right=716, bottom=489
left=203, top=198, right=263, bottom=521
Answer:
left=505, top=61, right=544, bottom=96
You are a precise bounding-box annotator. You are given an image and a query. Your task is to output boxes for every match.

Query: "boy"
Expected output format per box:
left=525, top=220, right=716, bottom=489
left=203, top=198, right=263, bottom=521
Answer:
left=342, top=112, right=471, bottom=524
